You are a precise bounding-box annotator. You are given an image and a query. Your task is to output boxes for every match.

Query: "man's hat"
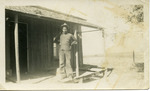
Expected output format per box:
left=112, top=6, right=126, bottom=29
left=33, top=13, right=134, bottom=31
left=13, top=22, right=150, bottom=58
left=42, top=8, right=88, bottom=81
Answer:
left=61, top=23, right=69, bottom=29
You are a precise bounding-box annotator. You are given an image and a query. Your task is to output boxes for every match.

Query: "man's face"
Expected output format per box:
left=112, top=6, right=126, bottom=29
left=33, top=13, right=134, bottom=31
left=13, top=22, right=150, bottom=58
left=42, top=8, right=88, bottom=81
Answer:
left=62, top=27, right=68, bottom=34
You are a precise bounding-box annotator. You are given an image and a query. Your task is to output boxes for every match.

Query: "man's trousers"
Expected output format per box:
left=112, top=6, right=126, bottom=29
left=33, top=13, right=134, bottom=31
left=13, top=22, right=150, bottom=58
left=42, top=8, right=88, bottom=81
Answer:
left=59, top=50, right=73, bottom=77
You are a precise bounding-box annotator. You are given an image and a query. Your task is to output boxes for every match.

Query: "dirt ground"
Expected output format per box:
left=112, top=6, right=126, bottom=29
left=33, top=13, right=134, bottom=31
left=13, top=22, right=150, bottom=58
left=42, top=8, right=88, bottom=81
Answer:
left=1, top=56, right=146, bottom=90
left=3, top=70, right=144, bottom=90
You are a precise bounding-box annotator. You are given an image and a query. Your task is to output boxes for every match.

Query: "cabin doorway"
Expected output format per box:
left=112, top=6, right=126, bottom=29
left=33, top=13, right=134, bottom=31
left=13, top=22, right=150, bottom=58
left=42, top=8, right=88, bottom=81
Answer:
left=7, top=22, right=28, bottom=76
left=18, top=23, right=28, bottom=74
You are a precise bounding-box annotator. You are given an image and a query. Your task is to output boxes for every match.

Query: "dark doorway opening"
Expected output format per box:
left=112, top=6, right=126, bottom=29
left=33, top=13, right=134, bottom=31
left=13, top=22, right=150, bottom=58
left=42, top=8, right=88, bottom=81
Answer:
left=18, top=23, right=28, bottom=74
left=8, top=22, right=28, bottom=77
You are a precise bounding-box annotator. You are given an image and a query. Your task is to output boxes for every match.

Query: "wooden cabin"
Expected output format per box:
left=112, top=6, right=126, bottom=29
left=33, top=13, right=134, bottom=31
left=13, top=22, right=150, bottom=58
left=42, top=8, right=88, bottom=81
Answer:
left=5, top=6, right=101, bottom=82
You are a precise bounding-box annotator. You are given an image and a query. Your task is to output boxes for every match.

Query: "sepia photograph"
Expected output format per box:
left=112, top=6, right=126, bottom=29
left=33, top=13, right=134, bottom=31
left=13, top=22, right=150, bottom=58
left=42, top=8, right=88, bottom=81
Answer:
left=0, top=0, right=149, bottom=90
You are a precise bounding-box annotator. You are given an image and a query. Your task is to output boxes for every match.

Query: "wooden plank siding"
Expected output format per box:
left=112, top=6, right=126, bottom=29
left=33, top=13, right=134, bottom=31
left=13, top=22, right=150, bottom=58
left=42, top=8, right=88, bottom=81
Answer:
left=77, top=25, right=83, bottom=67
left=69, top=24, right=83, bottom=70
left=28, top=18, right=54, bottom=72
left=6, top=11, right=84, bottom=74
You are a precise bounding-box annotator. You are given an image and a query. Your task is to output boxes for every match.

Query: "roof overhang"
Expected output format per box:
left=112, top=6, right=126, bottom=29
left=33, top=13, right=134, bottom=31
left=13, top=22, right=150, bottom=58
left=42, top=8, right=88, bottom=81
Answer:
left=5, top=6, right=103, bottom=29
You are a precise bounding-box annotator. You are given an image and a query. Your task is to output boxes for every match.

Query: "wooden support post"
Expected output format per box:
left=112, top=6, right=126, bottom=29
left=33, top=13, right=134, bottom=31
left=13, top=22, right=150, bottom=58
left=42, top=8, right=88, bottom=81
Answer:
left=76, top=51, right=79, bottom=77
left=75, top=29, right=79, bottom=77
left=78, top=26, right=83, bottom=67
left=14, top=14, right=20, bottom=83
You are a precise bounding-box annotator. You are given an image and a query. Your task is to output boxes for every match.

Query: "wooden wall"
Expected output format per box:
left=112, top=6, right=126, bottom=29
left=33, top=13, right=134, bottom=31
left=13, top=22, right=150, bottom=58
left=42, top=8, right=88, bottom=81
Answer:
left=6, top=11, right=84, bottom=74
left=69, top=24, right=83, bottom=70
left=27, top=18, right=55, bottom=72
left=77, top=25, right=83, bottom=67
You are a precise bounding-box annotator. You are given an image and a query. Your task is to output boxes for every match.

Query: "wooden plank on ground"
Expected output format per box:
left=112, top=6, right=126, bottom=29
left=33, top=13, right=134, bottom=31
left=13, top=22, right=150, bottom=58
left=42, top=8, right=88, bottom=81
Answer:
left=80, top=68, right=105, bottom=72
left=90, top=68, right=105, bottom=72
left=74, top=71, right=94, bottom=79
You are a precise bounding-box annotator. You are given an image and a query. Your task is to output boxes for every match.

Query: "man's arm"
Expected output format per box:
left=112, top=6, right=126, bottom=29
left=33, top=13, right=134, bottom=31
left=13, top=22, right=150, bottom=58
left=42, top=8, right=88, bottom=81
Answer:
left=53, top=35, right=60, bottom=44
left=71, top=35, right=77, bottom=45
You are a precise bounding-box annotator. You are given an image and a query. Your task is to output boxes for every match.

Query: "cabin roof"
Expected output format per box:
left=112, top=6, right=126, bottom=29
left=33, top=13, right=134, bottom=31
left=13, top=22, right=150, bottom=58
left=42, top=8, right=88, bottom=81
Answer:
left=6, top=6, right=103, bottom=29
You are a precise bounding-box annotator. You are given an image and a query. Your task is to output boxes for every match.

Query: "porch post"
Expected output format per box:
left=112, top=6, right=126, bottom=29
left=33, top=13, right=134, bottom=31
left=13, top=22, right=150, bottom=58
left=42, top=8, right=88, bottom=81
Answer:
left=14, top=14, right=20, bottom=83
left=75, top=29, right=79, bottom=77
left=78, top=26, right=83, bottom=67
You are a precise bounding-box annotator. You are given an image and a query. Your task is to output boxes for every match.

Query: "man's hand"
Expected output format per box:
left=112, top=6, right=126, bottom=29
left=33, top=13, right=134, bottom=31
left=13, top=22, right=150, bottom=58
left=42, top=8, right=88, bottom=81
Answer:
left=71, top=41, right=77, bottom=45
left=53, top=37, right=56, bottom=43
left=53, top=37, right=56, bottom=42
left=71, top=34, right=77, bottom=45
left=53, top=37, right=60, bottom=44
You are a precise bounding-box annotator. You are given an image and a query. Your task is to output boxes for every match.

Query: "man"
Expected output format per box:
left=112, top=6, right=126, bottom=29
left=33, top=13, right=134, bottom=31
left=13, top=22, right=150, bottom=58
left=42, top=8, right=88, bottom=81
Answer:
left=54, top=23, right=77, bottom=80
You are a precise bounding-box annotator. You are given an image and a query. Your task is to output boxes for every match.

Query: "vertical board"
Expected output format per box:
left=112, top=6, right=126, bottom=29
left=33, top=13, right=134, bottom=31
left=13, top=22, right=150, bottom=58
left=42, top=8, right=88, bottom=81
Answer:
left=46, top=21, right=54, bottom=68
left=28, top=18, right=53, bottom=72
left=77, top=25, right=83, bottom=67
left=69, top=24, right=83, bottom=70
left=6, top=20, right=11, bottom=71
left=70, top=24, right=76, bottom=71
